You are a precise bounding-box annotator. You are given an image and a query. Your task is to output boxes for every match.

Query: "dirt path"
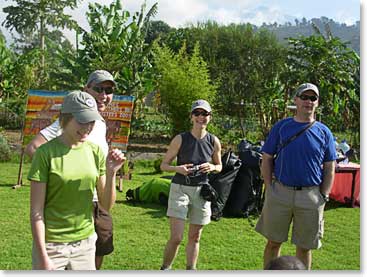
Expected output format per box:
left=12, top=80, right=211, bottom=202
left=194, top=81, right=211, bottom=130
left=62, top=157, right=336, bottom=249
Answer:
left=2, top=130, right=167, bottom=161
left=2, top=130, right=22, bottom=145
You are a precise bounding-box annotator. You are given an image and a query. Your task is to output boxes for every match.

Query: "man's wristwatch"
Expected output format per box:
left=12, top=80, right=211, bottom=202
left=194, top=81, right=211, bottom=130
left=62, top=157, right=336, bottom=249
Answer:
left=320, top=192, right=329, bottom=202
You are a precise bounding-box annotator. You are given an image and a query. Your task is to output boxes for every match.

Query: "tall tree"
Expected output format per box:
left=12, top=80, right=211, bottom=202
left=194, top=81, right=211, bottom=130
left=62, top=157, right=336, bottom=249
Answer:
left=0, top=33, right=14, bottom=101
left=47, top=0, right=158, bottom=120
left=284, top=33, right=360, bottom=145
left=2, top=0, right=80, bottom=80
left=73, top=0, right=158, bottom=115
left=145, top=20, right=173, bottom=45
left=164, top=22, right=286, bottom=138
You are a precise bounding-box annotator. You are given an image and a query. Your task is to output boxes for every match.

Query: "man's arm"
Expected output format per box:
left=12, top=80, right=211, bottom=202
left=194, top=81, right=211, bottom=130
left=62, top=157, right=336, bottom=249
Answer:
left=25, top=134, right=48, bottom=159
left=320, top=160, right=335, bottom=195
left=25, top=119, right=61, bottom=159
left=261, top=153, right=274, bottom=189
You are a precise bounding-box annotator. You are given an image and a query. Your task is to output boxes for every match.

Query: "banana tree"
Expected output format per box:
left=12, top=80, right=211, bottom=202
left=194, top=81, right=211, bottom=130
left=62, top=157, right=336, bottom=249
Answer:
left=76, top=0, right=158, bottom=119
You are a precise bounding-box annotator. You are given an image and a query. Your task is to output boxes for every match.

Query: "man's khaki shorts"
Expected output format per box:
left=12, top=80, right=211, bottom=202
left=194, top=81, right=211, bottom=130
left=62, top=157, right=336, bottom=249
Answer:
left=255, top=180, right=326, bottom=250
left=167, top=182, right=211, bottom=225
left=32, top=232, right=97, bottom=270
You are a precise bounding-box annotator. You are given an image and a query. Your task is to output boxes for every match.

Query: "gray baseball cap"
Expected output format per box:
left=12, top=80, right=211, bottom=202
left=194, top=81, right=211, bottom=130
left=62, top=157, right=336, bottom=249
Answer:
left=191, top=99, right=212, bottom=113
left=61, top=91, right=104, bottom=123
left=294, top=83, right=319, bottom=97
left=87, top=70, right=117, bottom=87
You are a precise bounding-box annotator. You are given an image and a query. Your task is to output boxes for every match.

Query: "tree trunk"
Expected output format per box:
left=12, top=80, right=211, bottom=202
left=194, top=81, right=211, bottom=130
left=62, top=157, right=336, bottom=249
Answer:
left=40, top=15, right=45, bottom=83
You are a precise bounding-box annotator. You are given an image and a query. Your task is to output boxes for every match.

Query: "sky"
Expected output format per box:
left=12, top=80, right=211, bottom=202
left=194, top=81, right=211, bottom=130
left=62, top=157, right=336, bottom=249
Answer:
left=0, top=0, right=361, bottom=45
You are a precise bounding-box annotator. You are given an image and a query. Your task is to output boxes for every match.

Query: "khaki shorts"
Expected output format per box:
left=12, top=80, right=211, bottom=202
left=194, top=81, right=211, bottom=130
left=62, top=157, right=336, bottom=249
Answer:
left=32, top=232, right=97, bottom=270
left=255, top=180, right=326, bottom=250
left=167, top=182, right=211, bottom=225
left=93, top=202, right=114, bottom=256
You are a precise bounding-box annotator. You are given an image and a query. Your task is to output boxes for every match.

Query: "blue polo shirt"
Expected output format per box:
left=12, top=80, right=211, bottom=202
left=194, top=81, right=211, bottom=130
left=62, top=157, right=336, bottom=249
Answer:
left=262, top=117, right=337, bottom=186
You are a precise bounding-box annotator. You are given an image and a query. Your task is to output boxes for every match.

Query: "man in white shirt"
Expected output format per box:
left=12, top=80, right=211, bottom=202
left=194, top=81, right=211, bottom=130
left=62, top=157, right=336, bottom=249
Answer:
left=25, top=70, right=118, bottom=270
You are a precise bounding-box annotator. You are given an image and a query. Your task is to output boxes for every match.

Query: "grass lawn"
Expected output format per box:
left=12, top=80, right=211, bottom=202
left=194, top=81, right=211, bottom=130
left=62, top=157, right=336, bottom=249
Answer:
left=0, top=160, right=360, bottom=270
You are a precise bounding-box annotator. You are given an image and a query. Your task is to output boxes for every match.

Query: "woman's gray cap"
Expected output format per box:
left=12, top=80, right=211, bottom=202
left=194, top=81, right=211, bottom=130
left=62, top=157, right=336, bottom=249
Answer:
left=87, top=70, right=117, bottom=87
left=191, top=99, right=212, bottom=112
left=294, top=83, right=319, bottom=97
left=61, top=91, right=104, bottom=123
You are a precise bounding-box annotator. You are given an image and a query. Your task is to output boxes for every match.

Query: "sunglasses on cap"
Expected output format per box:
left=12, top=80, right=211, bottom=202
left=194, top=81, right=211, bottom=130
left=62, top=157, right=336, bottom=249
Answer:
left=92, top=86, right=114, bottom=95
left=299, top=94, right=318, bottom=102
left=192, top=110, right=211, bottom=117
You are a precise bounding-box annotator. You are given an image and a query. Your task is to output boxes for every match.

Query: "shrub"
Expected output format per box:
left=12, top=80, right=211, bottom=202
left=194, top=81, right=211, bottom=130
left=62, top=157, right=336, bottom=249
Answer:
left=153, top=157, right=163, bottom=173
left=0, top=134, right=11, bottom=162
left=154, top=42, right=217, bottom=135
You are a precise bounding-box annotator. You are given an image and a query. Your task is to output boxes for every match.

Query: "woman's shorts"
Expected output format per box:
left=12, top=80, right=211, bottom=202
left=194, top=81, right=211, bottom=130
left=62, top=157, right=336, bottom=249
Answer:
left=167, top=182, right=211, bottom=225
left=32, top=232, right=97, bottom=270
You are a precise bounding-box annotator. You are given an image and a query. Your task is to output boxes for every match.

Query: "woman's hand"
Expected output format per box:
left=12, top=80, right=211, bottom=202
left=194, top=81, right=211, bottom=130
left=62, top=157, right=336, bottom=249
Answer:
left=37, top=255, right=56, bottom=270
left=198, top=162, right=216, bottom=173
left=106, top=149, right=126, bottom=173
left=176, top=164, right=194, bottom=176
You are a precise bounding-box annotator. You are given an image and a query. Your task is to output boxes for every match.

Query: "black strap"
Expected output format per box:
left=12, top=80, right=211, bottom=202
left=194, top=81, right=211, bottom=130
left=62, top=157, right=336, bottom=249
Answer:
left=274, top=120, right=316, bottom=160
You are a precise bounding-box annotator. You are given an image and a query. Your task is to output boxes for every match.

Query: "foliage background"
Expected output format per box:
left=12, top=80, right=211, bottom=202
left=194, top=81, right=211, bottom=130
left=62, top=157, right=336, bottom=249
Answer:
left=0, top=0, right=360, bottom=150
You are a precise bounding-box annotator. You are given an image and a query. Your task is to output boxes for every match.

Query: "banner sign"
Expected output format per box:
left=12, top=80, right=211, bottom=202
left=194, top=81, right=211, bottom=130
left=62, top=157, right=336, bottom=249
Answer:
left=23, top=90, right=135, bottom=152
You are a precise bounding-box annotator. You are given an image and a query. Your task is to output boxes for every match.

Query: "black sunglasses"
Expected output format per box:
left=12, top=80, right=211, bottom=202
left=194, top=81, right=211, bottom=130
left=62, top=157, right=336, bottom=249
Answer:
left=192, top=110, right=211, bottom=117
left=92, top=86, right=114, bottom=94
left=299, top=94, right=318, bottom=102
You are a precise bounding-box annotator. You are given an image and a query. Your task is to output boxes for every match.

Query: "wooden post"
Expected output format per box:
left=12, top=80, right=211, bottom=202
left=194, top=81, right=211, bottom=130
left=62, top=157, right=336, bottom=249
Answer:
left=117, top=167, right=124, bottom=192
left=13, top=147, right=25, bottom=189
left=117, top=161, right=133, bottom=192
left=13, top=126, right=25, bottom=189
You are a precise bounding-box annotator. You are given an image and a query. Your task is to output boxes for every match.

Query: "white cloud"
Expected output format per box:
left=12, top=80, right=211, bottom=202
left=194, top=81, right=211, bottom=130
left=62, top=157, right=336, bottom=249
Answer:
left=334, top=10, right=360, bottom=25
left=202, top=0, right=254, bottom=10
left=150, top=0, right=209, bottom=27
left=206, top=8, right=242, bottom=25
left=240, top=5, right=296, bottom=26
left=0, top=0, right=360, bottom=45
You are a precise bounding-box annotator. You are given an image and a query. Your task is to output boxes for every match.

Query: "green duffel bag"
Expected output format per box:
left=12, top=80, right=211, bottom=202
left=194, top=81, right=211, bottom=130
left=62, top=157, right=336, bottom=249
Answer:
left=126, top=177, right=171, bottom=205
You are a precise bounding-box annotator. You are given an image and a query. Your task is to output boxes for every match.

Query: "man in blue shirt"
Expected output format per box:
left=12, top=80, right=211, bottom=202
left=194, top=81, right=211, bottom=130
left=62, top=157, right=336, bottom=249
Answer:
left=255, top=83, right=337, bottom=270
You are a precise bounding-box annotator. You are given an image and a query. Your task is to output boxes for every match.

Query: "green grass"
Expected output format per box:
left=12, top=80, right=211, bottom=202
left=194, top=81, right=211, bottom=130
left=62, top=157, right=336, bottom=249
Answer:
left=0, top=160, right=360, bottom=270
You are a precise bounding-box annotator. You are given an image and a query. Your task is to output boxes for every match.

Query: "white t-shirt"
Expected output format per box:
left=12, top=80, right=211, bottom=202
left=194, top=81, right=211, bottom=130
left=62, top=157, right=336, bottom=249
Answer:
left=40, top=118, right=108, bottom=201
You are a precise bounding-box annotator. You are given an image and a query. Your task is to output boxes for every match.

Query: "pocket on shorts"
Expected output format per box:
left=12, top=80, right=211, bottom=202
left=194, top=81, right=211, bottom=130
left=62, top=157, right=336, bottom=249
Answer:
left=265, top=183, right=273, bottom=196
left=316, top=190, right=327, bottom=205
left=169, top=182, right=181, bottom=194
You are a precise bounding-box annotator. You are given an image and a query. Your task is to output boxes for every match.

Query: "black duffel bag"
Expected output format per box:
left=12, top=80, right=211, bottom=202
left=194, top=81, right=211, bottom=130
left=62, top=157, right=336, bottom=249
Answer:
left=209, top=150, right=242, bottom=221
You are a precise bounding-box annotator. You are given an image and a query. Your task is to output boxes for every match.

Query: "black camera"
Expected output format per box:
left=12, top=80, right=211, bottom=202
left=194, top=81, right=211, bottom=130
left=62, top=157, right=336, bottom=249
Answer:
left=200, top=183, right=218, bottom=202
left=188, top=165, right=201, bottom=177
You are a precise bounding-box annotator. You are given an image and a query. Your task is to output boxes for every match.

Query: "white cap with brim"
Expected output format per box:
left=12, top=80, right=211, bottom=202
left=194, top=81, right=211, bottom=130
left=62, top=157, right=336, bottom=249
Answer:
left=191, top=99, right=212, bottom=113
left=87, top=70, right=117, bottom=87
left=294, top=83, right=319, bottom=97
left=61, top=90, right=104, bottom=123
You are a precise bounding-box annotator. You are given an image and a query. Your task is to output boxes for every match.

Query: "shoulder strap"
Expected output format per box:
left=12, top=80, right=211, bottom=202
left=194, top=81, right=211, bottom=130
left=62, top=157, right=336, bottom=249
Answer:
left=274, top=120, right=316, bottom=159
